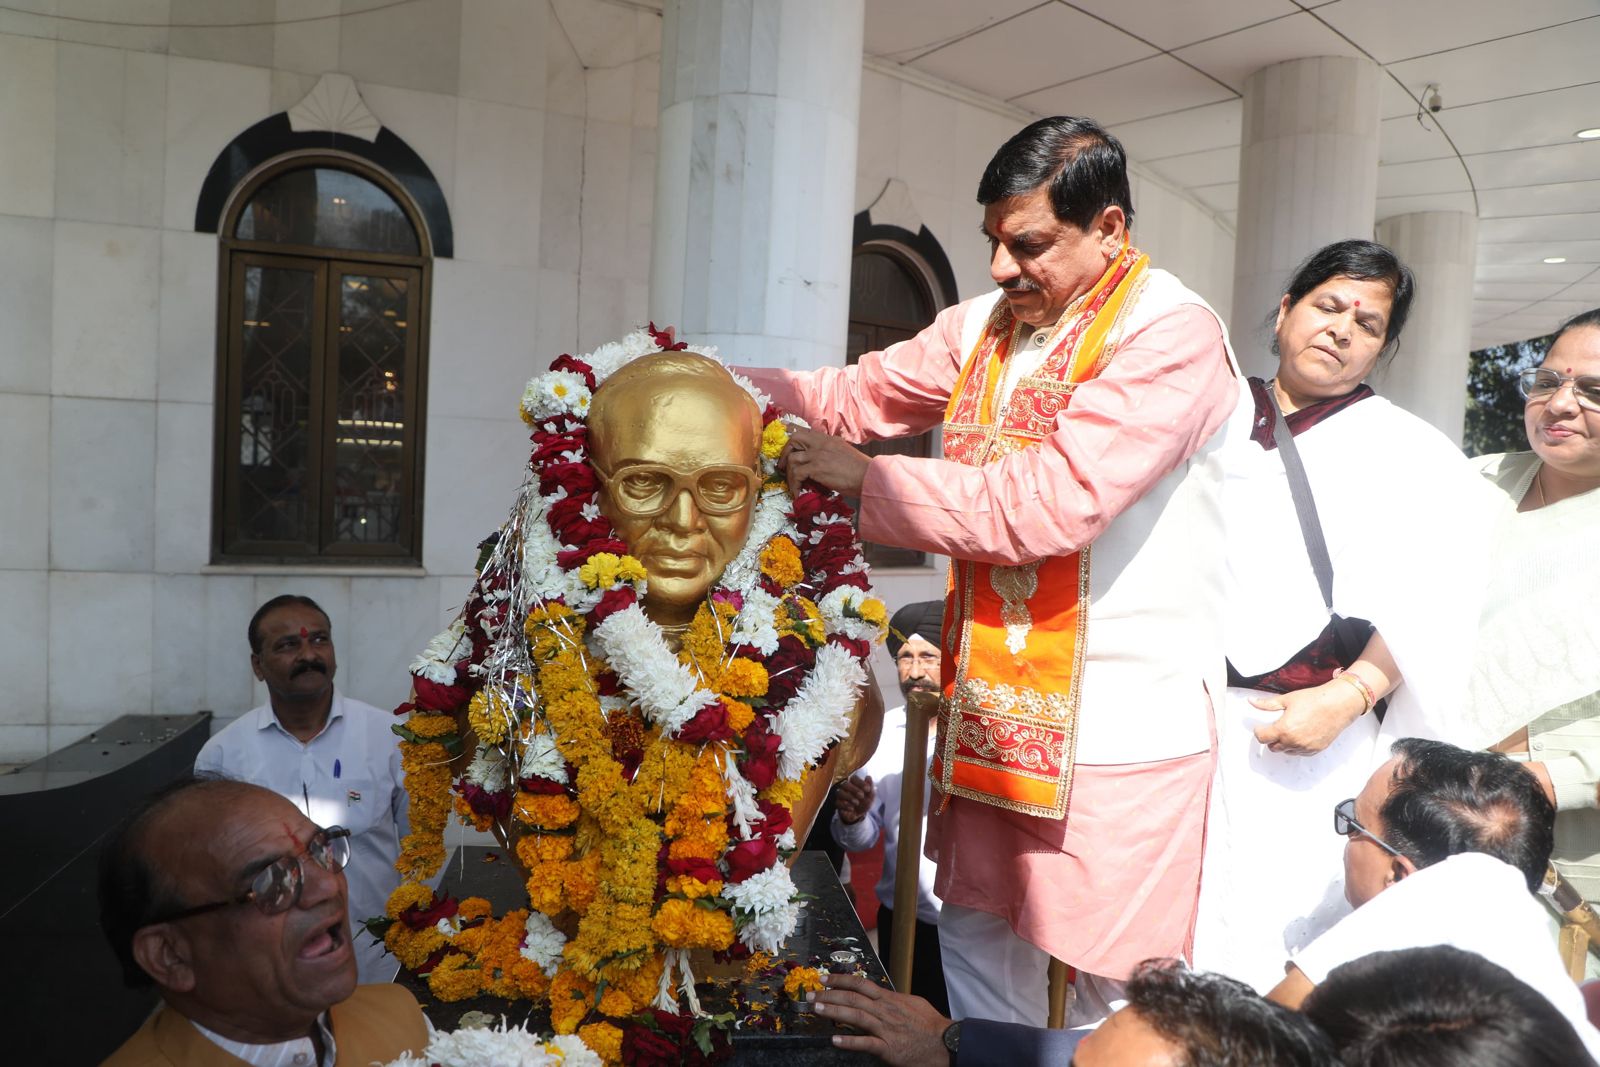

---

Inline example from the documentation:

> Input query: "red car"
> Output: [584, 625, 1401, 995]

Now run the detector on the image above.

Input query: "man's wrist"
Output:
[941, 1019, 961, 1064]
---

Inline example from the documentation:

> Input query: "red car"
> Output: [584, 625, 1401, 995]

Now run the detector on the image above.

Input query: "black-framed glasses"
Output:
[1518, 368, 1600, 412]
[593, 462, 761, 519]
[146, 826, 352, 925]
[1333, 799, 1404, 859]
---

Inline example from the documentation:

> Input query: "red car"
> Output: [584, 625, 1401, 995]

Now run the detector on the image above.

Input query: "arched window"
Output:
[213, 155, 431, 562]
[846, 243, 941, 569]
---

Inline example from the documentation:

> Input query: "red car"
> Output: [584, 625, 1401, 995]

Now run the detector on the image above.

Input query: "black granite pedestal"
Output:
[398, 848, 884, 1064]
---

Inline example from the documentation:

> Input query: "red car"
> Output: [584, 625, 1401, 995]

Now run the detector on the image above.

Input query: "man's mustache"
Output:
[1000, 278, 1040, 293]
[291, 660, 328, 678]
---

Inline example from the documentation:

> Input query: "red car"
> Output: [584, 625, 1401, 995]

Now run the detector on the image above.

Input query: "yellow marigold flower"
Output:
[453, 793, 495, 833]
[579, 1022, 624, 1065]
[720, 658, 769, 699]
[406, 712, 458, 738]
[386, 882, 436, 919]
[578, 552, 623, 590]
[667, 874, 724, 900]
[764, 777, 804, 811]
[525, 863, 568, 916]
[784, 966, 825, 998]
[385, 923, 446, 971]
[653, 897, 736, 950]
[856, 597, 888, 629]
[526, 603, 586, 662]
[567, 853, 603, 912]
[427, 953, 483, 1002]
[453, 924, 488, 955]
[759, 536, 805, 588]
[511, 956, 552, 1000]
[467, 688, 512, 745]
[549, 968, 596, 1034]
[724, 698, 755, 734]
[515, 792, 581, 829]
[457, 896, 494, 923]
[744, 952, 777, 978]
[761, 419, 789, 461]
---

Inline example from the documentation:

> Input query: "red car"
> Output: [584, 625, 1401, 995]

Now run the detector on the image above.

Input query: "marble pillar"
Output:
[650, 0, 864, 371]
[1373, 211, 1478, 443]
[1231, 56, 1381, 376]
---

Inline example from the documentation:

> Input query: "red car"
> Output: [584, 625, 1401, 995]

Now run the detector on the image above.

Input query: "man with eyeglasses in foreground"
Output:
[98, 776, 428, 1066]
[1266, 738, 1600, 1060]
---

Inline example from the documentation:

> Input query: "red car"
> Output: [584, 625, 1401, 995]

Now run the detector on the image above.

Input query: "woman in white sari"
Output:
[1193, 241, 1501, 991]
[1473, 310, 1600, 907]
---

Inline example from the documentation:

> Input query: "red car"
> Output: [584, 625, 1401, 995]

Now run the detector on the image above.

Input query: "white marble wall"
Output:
[0, 0, 662, 761]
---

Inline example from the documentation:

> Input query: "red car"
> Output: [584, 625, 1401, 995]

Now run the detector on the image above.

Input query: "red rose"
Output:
[827, 634, 872, 661]
[621, 1025, 681, 1066]
[666, 854, 722, 883]
[549, 353, 596, 388]
[530, 427, 589, 465]
[412, 674, 470, 713]
[676, 699, 734, 744]
[588, 585, 637, 625]
[739, 722, 781, 790]
[519, 775, 569, 795]
[725, 838, 778, 883]
[456, 779, 513, 819]
[647, 322, 689, 351]
[751, 799, 793, 840]
[399, 891, 458, 930]
[763, 636, 815, 706]
[556, 538, 628, 569]
[538, 460, 598, 500]
[788, 490, 828, 530]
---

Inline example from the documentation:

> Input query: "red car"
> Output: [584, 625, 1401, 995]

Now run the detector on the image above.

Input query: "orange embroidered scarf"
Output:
[933, 244, 1149, 819]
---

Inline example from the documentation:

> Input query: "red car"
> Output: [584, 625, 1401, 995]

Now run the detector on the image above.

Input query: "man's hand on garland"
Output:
[780, 427, 871, 497]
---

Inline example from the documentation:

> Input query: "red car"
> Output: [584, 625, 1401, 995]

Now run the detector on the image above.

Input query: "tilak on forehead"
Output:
[300, 627, 309, 639]
[1353, 299, 1361, 307]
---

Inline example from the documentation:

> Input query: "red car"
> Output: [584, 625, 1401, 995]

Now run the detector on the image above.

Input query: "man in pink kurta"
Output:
[745, 117, 1244, 1034]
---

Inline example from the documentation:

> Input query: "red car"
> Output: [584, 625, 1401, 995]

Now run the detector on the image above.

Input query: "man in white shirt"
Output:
[1267, 738, 1600, 1060]
[833, 600, 947, 1012]
[195, 595, 407, 983]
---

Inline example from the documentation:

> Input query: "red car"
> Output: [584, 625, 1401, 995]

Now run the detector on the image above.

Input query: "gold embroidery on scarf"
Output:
[990, 560, 1042, 654]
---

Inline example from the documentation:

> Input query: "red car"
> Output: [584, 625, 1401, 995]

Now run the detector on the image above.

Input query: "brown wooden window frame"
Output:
[212, 151, 432, 564]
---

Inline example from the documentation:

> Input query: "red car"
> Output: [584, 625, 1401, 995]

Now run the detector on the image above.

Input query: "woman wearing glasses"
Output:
[1192, 240, 1501, 992]
[1474, 309, 1600, 913]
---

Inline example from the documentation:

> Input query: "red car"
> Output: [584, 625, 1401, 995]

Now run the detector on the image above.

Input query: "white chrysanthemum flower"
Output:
[518, 730, 567, 784]
[464, 743, 510, 792]
[774, 643, 865, 780]
[435, 915, 462, 938]
[721, 757, 762, 841]
[548, 1034, 601, 1067]
[520, 911, 567, 976]
[376, 1018, 583, 1067]
[776, 828, 797, 851]
[724, 862, 797, 915]
[728, 588, 782, 656]
[593, 606, 705, 731]
[410, 619, 469, 683]
[520, 370, 591, 421]
[738, 900, 801, 953]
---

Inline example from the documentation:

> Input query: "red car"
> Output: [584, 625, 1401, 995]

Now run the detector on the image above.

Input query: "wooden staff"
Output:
[1046, 959, 1071, 1028]
[889, 687, 940, 994]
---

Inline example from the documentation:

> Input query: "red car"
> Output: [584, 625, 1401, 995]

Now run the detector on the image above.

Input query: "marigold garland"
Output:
[384, 326, 888, 1063]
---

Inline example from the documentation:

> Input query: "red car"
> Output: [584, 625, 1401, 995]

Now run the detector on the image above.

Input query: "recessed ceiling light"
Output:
[1577, 128, 1600, 139]
[1544, 256, 1569, 264]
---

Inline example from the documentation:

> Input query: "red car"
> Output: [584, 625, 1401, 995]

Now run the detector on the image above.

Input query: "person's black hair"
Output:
[1550, 307, 1600, 348]
[1273, 239, 1416, 358]
[1381, 738, 1555, 893]
[975, 116, 1134, 230]
[97, 774, 248, 988]
[247, 594, 329, 654]
[1303, 946, 1597, 1067]
[1126, 960, 1339, 1067]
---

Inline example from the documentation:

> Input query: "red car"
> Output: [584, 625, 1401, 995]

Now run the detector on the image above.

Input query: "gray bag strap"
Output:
[1265, 384, 1336, 616]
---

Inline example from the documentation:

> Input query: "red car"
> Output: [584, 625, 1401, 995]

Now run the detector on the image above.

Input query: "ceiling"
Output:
[863, 0, 1600, 349]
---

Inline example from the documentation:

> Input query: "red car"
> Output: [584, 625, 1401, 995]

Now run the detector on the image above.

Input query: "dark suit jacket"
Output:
[102, 984, 429, 1066]
[958, 1017, 1081, 1065]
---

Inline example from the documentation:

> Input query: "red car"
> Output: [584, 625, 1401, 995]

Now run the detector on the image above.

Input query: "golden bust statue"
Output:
[587, 353, 763, 631]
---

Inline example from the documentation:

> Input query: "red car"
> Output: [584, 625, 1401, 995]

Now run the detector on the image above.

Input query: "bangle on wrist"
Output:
[1334, 669, 1376, 715]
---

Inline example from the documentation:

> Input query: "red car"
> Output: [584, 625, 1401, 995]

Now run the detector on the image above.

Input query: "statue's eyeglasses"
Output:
[1518, 368, 1600, 412]
[593, 462, 761, 519]
[144, 826, 352, 925]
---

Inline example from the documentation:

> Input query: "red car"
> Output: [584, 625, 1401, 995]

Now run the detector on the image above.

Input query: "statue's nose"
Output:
[661, 487, 707, 532]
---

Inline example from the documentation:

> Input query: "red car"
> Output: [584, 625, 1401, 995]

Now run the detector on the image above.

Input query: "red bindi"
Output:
[299, 627, 309, 639]
[1353, 299, 1361, 307]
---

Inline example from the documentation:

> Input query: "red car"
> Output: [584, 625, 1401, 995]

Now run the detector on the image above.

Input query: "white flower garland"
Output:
[377, 1020, 598, 1067]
